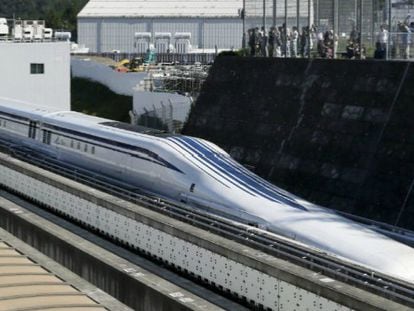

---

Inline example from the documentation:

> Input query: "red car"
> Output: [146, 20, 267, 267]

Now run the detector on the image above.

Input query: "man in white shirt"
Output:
[375, 24, 388, 59]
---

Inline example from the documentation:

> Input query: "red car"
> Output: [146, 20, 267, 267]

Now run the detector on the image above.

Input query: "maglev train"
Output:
[0, 98, 413, 283]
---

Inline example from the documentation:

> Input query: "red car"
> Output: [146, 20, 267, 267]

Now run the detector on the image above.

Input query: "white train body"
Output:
[0, 98, 413, 283]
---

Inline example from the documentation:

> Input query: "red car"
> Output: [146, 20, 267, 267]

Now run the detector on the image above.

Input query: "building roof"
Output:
[78, 0, 243, 18]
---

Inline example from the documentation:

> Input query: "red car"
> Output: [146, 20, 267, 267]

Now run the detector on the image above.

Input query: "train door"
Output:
[28, 121, 36, 139]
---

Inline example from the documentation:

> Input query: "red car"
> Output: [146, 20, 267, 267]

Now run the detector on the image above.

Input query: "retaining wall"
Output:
[184, 57, 414, 229]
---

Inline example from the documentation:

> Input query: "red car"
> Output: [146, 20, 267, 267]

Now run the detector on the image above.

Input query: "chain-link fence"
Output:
[134, 102, 191, 133]
[244, 0, 414, 60]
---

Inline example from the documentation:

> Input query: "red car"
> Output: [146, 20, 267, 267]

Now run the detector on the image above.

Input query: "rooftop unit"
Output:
[54, 31, 72, 41]
[174, 32, 192, 53]
[155, 32, 172, 53]
[135, 32, 152, 53]
[0, 18, 8, 37]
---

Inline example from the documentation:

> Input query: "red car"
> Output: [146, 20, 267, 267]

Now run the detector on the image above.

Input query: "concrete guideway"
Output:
[0, 227, 130, 311]
[0, 196, 231, 311]
[0, 152, 411, 311]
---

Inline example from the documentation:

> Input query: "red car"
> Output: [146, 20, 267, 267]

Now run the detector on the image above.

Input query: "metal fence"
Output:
[87, 52, 217, 65]
[132, 101, 191, 133]
[244, 0, 414, 60]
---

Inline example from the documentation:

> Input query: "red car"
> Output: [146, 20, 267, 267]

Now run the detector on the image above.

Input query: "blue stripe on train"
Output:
[172, 136, 281, 203]
[169, 137, 258, 197]
[172, 136, 307, 211]
[195, 138, 306, 207]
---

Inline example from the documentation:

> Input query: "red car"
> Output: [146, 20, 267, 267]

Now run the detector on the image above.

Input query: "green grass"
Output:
[71, 77, 132, 123]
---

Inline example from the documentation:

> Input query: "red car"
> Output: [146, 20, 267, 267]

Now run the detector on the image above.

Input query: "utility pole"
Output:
[242, 0, 246, 48]
[308, 0, 311, 58]
[387, 0, 392, 60]
[285, 0, 288, 57]
[297, 0, 300, 33]
[358, 0, 363, 56]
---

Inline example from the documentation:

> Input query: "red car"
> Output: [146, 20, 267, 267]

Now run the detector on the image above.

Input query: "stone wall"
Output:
[183, 56, 414, 230]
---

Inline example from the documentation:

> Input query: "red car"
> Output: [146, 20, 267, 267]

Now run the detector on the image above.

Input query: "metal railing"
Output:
[88, 52, 217, 65]
[243, 0, 414, 61]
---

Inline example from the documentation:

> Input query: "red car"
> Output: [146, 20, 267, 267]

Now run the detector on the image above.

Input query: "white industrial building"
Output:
[0, 41, 70, 110]
[78, 0, 315, 54]
[77, 0, 245, 53]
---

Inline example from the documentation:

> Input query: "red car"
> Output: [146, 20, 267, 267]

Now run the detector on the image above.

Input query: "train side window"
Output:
[28, 121, 36, 139]
[190, 183, 195, 193]
[84, 144, 88, 152]
[42, 130, 51, 144]
[42, 131, 47, 144]
[91, 146, 95, 154]
[77, 142, 81, 150]
[70, 140, 74, 148]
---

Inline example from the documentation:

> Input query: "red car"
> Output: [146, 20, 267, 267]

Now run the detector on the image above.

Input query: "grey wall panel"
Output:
[78, 19, 98, 52]
[203, 20, 243, 49]
[101, 19, 147, 53]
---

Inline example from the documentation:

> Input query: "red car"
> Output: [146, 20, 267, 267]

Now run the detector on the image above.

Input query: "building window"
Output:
[30, 63, 44, 74]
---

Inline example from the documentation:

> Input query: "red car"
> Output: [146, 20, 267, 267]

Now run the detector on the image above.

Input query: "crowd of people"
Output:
[246, 20, 414, 60]
[247, 24, 353, 59]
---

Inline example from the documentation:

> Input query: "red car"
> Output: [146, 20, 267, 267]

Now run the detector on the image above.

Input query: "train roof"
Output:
[41, 111, 177, 143]
[0, 97, 62, 120]
[0, 98, 174, 141]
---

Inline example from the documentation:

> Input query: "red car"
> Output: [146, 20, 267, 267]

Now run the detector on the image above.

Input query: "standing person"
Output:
[281, 23, 291, 57]
[300, 26, 307, 57]
[323, 30, 334, 58]
[268, 27, 275, 57]
[302, 25, 315, 58]
[291, 26, 299, 58]
[274, 27, 282, 57]
[317, 30, 324, 57]
[331, 30, 339, 59]
[260, 26, 268, 57]
[248, 28, 255, 56]
[375, 24, 388, 59]
[398, 20, 411, 59]
[254, 27, 260, 56]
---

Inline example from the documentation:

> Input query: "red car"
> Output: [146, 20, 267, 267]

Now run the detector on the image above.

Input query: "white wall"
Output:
[0, 42, 70, 110]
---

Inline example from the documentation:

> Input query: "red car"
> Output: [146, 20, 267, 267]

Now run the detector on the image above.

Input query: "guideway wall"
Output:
[0, 152, 409, 311]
